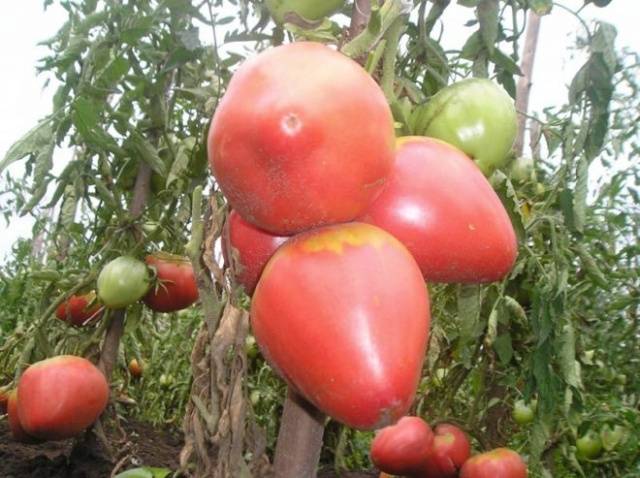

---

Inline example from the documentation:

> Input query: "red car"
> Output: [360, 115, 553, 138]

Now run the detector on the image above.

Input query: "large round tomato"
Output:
[360, 137, 517, 283]
[209, 42, 395, 235]
[143, 253, 199, 312]
[222, 210, 289, 294]
[17, 355, 109, 441]
[251, 222, 429, 429]
[370, 416, 434, 476]
[422, 423, 471, 477]
[576, 431, 603, 460]
[412, 78, 517, 175]
[55, 291, 102, 326]
[97, 256, 151, 309]
[266, 0, 345, 24]
[460, 448, 527, 478]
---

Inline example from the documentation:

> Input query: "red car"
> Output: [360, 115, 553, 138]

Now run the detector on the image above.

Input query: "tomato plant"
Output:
[222, 210, 289, 294]
[208, 41, 395, 235]
[370, 416, 434, 476]
[251, 222, 429, 429]
[97, 256, 151, 309]
[143, 253, 199, 313]
[17, 355, 110, 440]
[361, 137, 517, 283]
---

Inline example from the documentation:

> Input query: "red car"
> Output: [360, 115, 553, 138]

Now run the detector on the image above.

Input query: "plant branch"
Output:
[514, 10, 542, 156]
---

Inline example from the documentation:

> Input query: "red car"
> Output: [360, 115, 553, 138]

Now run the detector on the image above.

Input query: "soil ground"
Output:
[0, 419, 377, 477]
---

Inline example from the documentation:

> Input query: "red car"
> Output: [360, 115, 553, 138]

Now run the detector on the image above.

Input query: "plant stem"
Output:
[514, 10, 542, 156]
[273, 388, 326, 478]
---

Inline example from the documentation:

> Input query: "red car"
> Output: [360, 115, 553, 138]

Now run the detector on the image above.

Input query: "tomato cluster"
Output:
[210, 38, 522, 468]
[371, 416, 527, 477]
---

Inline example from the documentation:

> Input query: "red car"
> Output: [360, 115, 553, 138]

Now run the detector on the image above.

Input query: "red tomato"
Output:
[422, 423, 471, 477]
[360, 137, 517, 283]
[17, 355, 109, 441]
[7, 390, 42, 443]
[143, 253, 199, 312]
[460, 448, 527, 478]
[208, 42, 395, 235]
[55, 292, 102, 326]
[222, 210, 289, 294]
[251, 222, 429, 429]
[371, 416, 434, 476]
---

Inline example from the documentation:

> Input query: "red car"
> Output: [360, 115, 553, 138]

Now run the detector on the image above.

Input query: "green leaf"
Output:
[458, 0, 480, 6]
[455, 284, 483, 368]
[167, 138, 195, 187]
[1, 120, 54, 174]
[492, 49, 522, 76]
[573, 157, 589, 233]
[126, 132, 167, 177]
[528, 0, 553, 15]
[477, 0, 498, 55]
[494, 334, 513, 364]
[558, 322, 581, 388]
[461, 31, 482, 60]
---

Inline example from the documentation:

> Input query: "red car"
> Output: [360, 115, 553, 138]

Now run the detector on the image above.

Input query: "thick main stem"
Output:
[514, 10, 542, 156]
[274, 389, 326, 478]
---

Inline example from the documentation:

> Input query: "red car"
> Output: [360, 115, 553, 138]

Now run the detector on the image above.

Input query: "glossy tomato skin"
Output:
[360, 137, 517, 283]
[17, 355, 109, 441]
[421, 423, 471, 477]
[251, 223, 430, 430]
[97, 256, 151, 309]
[7, 390, 42, 443]
[143, 253, 199, 312]
[222, 210, 289, 294]
[55, 292, 102, 326]
[371, 416, 434, 476]
[460, 448, 527, 478]
[209, 42, 395, 235]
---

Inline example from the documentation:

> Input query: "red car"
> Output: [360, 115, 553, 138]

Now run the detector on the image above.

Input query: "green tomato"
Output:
[512, 399, 536, 425]
[266, 0, 345, 24]
[576, 431, 603, 460]
[97, 256, 151, 309]
[245, 334, 259, 360]
[250, 390, 261, 406]
[509, 156, 534, 183]
[601, 425, 626, 451]
[159, 374, 174, 388]
[412, 78, 517, 176]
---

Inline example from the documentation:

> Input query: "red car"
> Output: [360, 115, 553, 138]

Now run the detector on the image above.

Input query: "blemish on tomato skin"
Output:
[281, 113, 302, 135]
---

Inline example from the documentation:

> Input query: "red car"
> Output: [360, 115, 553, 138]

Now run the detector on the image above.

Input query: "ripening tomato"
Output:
[421, 423, 471, 477]
[460, 448, 527, 478]
[18, 355, 109, 441]
[370, 416, 434, 476]
[209, 42, 395, 235]
[55, 291, 102, 326]
[7, 390, 41, 443]
[128, 358, 144, 379]
[360, 137, 517, 283]
[143, 253, 199, 312]
[251, 223, 429, 429]
[222, 210, 289, 294]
